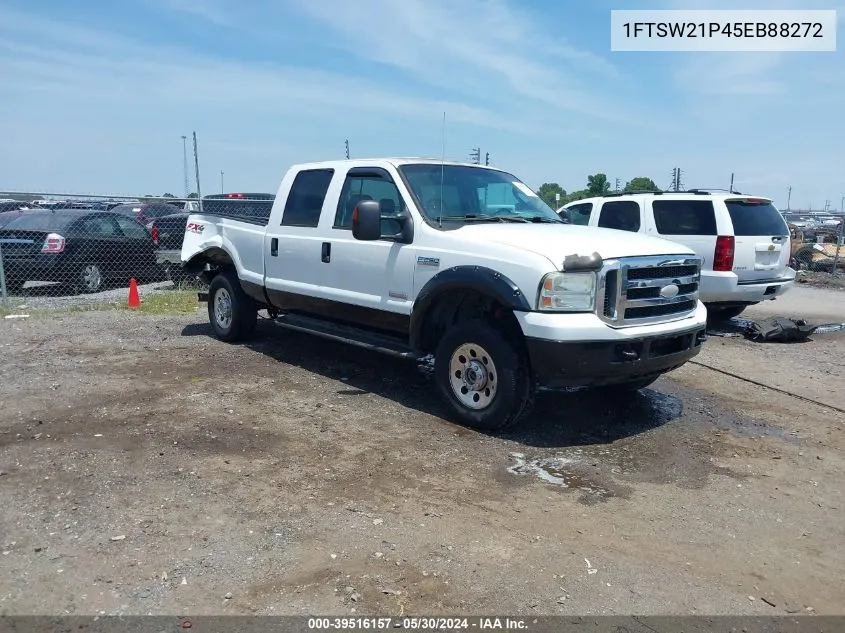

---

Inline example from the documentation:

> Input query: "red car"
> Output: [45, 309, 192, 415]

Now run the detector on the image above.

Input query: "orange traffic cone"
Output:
[128, 277, 141, 309]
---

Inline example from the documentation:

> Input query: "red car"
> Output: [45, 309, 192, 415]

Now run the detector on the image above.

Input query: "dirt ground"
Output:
[1, 287, 843, 617]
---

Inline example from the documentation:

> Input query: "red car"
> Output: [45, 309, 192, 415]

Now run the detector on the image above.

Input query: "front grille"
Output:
[598, 255, 701, 327]
[627, 265, 698, 280]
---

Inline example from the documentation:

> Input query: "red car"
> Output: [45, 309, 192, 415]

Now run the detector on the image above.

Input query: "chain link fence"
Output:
[0, 192, 274, 310]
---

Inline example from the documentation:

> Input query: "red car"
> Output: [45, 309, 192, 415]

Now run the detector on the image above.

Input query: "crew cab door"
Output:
[321, 167, 416, 334]
[262, 166, 415, 334]
[262, 167, 338, 310]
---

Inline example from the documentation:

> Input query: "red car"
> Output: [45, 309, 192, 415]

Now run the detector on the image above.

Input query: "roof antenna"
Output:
[439, 111, 446, 228]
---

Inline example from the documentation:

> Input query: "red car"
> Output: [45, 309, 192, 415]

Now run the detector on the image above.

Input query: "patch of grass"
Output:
[1, 290, 202, 318]
[127, 290, 202, 314]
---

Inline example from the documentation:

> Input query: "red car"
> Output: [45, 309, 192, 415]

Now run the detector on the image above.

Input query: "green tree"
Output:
[587, 173, 611, 196]
[161, 192, 176, 198]
[187, 192, 199, 199]
[537, 182, 566, 208]
[563, 189, 591, 204]
[623, 177, 659, 192]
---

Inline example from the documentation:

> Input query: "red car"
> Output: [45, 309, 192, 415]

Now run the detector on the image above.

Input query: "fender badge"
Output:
[417, 256, 440, 268]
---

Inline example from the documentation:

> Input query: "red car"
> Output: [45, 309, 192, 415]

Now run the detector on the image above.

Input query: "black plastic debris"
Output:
[743, 316, 817, 342]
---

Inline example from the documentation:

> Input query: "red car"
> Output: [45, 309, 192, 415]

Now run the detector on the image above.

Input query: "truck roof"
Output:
[290, 157, 510, 173]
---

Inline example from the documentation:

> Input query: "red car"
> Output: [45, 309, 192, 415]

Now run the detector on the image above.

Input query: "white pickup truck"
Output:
[181, 158, 708, 431]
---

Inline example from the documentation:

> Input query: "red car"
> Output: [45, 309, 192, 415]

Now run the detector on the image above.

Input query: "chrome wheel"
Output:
[213, 287, 233, 330]
[449, 343, 497, 410]
[82, 264, 102, 293]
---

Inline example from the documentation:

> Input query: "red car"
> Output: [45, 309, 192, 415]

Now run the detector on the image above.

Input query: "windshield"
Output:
[398, 164, 563, 224]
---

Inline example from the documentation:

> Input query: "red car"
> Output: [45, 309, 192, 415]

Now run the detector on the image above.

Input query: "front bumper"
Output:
[525, 324, 707, 390]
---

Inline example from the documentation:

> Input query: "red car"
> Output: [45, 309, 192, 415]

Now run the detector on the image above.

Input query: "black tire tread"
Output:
[433, 319, 534, 432]
[207, 270, 257, 342]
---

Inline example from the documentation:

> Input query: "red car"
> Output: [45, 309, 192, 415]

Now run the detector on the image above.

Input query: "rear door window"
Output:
[597, 201, 641, 232]
[725, 200, 789, 236]
[281, 169, 335, 227]
[652, 200, 717, 235]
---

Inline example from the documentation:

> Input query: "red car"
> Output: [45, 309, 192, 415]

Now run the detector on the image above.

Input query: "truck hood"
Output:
[455, 223, 695, 264]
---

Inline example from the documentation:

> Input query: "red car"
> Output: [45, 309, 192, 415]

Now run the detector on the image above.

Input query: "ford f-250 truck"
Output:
[180, 158, 708, 431]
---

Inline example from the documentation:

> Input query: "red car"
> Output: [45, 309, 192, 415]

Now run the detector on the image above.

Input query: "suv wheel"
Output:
[706, 305, 747, 321]
[434, 320, 534, 432]
[207, 271, 257, 342]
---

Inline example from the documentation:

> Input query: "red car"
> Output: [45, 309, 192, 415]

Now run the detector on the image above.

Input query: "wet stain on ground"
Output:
[505, 452, 633, 504]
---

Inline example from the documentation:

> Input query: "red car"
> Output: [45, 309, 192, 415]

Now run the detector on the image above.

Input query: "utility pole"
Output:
[730, 173, 734, 194]
[192, 131, 202, 211]
[787, 186, 792, 211]
[485, 152, 490, 166]
[181, 135, 189, 198]
[220, 170, 224, 194]
[670, 167, 683, 192]
[832, 210, 844, 274]
[469, 147, 481, 164]
[345, 139, 350, 159]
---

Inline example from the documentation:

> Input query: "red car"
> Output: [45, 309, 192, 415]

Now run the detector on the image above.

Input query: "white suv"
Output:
[559, 191, 795, 320]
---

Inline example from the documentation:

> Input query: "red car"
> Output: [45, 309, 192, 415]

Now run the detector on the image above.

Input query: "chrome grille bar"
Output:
[598, 255, 701, 327]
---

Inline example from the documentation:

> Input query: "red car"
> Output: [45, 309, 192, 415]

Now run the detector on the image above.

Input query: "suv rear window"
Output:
[652, 200, 717, 235]
[725, 200, 788, 236]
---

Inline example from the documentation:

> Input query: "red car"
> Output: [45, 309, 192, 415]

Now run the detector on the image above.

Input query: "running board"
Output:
[272, 313, 418, 360]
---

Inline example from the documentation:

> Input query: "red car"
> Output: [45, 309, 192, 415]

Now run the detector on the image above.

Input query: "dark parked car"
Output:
[0, 209, 163, 294]
[110, 202, 183, 229]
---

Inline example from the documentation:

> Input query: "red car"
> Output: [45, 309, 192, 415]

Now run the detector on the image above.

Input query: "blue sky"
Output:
[0, 0, 843, 210]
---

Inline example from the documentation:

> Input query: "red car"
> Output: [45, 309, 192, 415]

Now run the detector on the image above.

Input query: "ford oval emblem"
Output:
[660, 284, 680, 299]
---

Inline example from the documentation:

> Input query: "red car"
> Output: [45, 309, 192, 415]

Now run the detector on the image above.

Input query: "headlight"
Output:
[537, 272, 596, 312]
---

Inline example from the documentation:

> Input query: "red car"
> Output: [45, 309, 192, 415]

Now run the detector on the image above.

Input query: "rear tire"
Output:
[706, 305, 747, 321]
[207, 270, 257, 342]
[433, 319, 534, 432]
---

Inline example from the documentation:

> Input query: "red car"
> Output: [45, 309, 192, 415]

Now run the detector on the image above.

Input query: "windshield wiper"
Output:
[437, 214, 530, 223]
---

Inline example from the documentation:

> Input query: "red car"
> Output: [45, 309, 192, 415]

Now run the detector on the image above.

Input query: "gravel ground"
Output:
[0, 290, 843, 617]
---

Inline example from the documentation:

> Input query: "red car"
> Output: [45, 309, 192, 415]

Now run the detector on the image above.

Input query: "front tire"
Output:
[207, 271, 257, 342]
[433, 320, 534, 432]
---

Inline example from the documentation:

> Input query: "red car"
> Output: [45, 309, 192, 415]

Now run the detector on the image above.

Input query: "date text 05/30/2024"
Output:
[307, 617, 528, 630]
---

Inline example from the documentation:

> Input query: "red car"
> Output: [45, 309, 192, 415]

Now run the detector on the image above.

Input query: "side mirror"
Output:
[351, 200, 382, 241]
[352, 199, 415, 243]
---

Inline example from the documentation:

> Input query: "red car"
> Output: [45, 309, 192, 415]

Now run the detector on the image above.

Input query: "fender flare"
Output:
[409, 265, 531, 350]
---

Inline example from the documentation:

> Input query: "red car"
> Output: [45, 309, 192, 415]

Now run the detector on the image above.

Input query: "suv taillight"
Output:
[713, 235, 734, 271]
[151, 224, 159, 245]
[41, 233, 65, 253]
